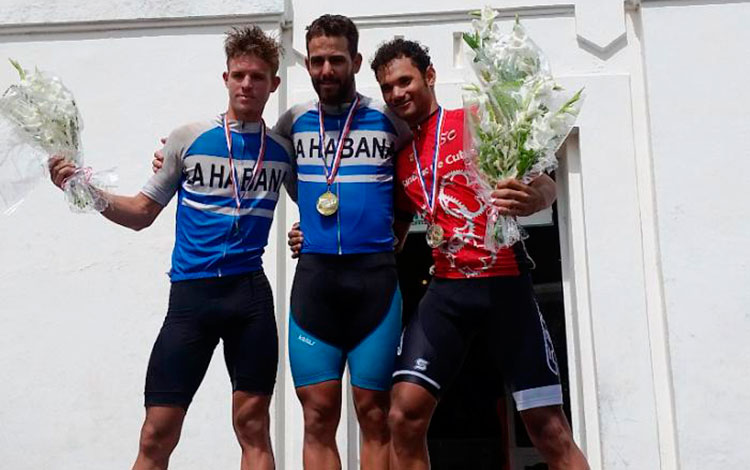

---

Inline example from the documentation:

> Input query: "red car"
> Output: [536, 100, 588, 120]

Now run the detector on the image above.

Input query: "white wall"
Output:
[0, 0, 283, 24]
[641, 2, 750, 468]
[0, 11, 288, 470]
[1, 0, 749, 469]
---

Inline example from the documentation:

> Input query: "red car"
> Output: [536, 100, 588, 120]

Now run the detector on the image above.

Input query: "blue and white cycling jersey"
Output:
[142, 116, 294, 281]
[274, 94, 410, 255]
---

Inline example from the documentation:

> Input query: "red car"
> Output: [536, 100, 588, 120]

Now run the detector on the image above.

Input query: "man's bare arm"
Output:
[99, 192, 164, 231]
[49, 156, 164, 231]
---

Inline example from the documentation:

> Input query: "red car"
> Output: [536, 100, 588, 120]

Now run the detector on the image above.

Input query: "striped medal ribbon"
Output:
[223, 115, 267, 229]
[316, 95, 360, 216]
[411, 106, 446, 248]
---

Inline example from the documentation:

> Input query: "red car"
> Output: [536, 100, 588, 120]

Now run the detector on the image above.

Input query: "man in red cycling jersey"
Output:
[372, 39, 590, 470]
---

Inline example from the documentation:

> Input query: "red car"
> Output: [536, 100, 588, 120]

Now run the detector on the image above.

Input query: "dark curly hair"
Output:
[370, 38, 432, 76]
[224, 26, 282, 75]
[305, 14, 359, 57]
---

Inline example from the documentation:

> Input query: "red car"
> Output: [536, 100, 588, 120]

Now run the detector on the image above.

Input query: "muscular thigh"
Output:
[145, 279, 221, 409]
[392, 278, 488, 398]
[220, 271, 279, 396]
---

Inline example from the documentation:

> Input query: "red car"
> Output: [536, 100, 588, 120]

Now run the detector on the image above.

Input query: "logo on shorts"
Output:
[396, 332, 404, 356]
[414, 358, 429, 371]
[298, 335, 316, 346]
[535, 302, 559, 376]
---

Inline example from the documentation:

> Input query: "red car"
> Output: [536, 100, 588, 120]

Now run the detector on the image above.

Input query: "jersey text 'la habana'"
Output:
[275, 94, 410, 255]
[142, 116, 294, 281]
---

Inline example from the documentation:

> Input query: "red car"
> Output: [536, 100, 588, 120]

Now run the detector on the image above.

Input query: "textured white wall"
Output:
[288, 2, 662, 470]
[641, 2, 750, 468]
[0, 0, 283, 24]
[2, 0, 750, 469]
[0, 21, 287, 470]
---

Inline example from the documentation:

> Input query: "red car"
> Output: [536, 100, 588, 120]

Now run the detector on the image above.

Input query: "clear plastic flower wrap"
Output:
[0, 59, 115, 214]
[462, 8, 584, 251]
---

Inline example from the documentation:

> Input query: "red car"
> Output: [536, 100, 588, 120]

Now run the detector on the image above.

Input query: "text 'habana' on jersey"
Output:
[295, 136, 396, 160]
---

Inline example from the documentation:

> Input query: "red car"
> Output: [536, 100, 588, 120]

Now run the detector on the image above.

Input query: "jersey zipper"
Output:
[219, 130, 244, 277]
[336, 116, 343, 255]
[336, 182, 342, 254]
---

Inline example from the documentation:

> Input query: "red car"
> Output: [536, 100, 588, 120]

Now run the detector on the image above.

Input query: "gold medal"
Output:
[426, 224, 445, 248]
[315, 96, 359, 217]
[317, 190, 339, 216]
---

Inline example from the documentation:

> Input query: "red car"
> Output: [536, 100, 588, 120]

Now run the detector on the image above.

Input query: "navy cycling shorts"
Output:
[393, 274, 563, 411]
[144, 271, 278, 409]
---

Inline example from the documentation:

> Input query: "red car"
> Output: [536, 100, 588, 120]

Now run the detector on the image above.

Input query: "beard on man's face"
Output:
[312, 75, 355, 105]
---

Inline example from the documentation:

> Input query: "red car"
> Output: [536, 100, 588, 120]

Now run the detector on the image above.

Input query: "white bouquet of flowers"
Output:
[462, 8, 583, 250]
[0, 59, 115, 214]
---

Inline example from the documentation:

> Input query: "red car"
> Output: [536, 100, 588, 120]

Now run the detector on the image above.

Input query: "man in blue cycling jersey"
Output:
[274, 15, 410, 469]
[153, 15, 409, 469]
[50, 26, 292, 470]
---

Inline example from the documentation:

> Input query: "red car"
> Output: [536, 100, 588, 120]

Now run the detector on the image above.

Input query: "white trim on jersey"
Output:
[512, 384, 563, 411]
[181, 184, 282, 200]
[181, 199, 275, 218]
[180, 157, 288, 199]
[298, 174, 393, 184]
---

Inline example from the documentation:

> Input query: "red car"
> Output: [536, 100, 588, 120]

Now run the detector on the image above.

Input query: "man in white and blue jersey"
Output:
[49, 27, 291, 470]
[151, 15, 408, 468]
[274, 15, 410, 470]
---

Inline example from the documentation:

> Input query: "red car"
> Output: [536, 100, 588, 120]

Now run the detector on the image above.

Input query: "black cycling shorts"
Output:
[393, 275, 563, 411]
[288, 253, 402, 390]
[144, 270, 278, 409]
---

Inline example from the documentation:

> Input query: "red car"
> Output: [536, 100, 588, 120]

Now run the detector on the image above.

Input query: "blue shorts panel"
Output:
[288, 287, 402, 390]
[288, 313, 345, 387]
[349, 287, 402, 391]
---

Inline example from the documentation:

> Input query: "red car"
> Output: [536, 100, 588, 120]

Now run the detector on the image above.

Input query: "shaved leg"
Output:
[132, 406, 186, 470]
[297, 380, 343, 469]
[520, 406, 589, 470]
[388, 382, 438, 470]
[232, 391, 274, 470]
[352, 386, 390, 469]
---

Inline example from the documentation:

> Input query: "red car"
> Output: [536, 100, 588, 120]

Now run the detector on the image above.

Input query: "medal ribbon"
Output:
[412, 107, 444, 219]
[223, 115, 267, 210]
[318, 95, 360, 186]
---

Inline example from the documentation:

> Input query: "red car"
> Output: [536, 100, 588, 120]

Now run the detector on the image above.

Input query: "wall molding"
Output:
[290, 3, 575, 51]
[350, 5, 575, 28]
[0, 12, 285, 36]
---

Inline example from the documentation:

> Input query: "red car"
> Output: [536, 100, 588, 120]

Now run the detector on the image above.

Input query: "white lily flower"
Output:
[0, 60, 116, 213]
[461, 10, 584, 250]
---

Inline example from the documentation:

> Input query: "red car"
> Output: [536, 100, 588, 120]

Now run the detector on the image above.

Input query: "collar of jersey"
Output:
[318, 93, 366, 115]
[214, 115, 263, 134]
[414, 106, 442, 140]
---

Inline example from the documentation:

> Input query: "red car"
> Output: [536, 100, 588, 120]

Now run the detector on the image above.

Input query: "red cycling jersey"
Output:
[395, 107, 528, 279]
